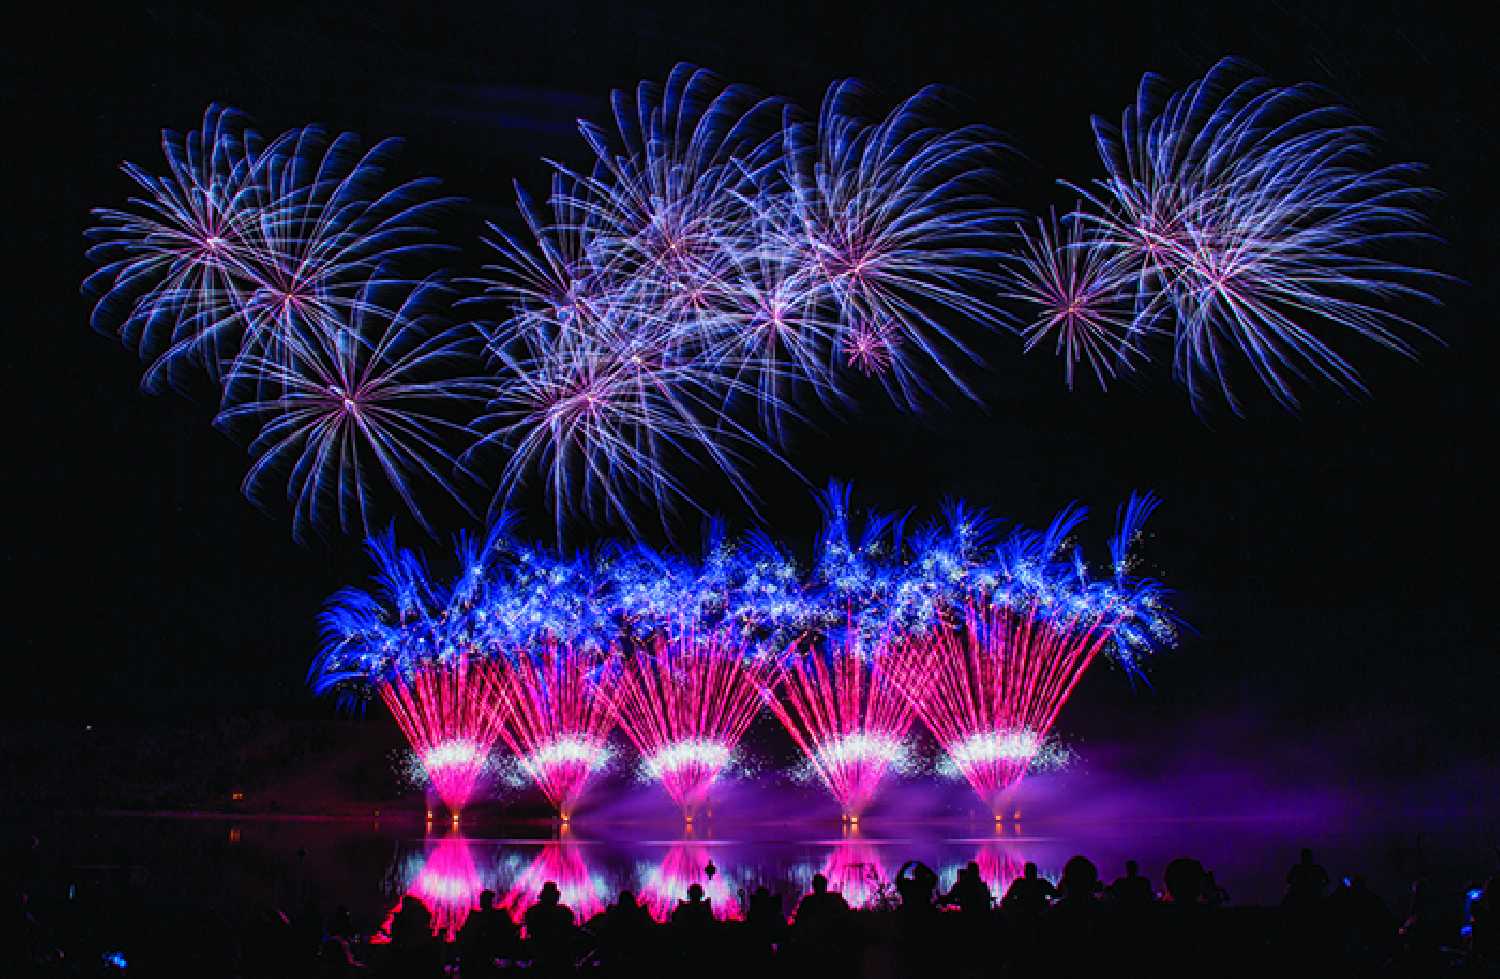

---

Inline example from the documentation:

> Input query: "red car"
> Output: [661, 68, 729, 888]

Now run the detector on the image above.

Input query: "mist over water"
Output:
[13, 714, 1494, 942]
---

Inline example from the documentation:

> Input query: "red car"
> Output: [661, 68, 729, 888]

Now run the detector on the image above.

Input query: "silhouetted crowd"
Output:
[4, 838, 1496, 977]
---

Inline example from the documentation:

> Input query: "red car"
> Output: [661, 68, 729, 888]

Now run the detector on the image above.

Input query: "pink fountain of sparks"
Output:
[765, 632, 931, 819]
[378, 655, 506, 817]
[604, 625, 777, 820]
[491, 641, 615, 821]
[889, 601, 1116, 816]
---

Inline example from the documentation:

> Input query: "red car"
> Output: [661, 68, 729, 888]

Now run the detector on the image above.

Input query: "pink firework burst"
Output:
[887, 601, 1116, 816]
[765, 632, 929, 818]
[491, 641, 615, 820]
[603, 624, 777, 819]
[378, 655, 506, 816]
[842, 318, 897, 377]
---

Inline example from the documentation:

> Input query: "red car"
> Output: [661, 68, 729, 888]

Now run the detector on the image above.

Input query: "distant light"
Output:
[230, 791, 245, 802]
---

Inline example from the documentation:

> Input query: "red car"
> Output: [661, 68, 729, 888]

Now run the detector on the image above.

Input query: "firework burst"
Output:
[1074, 57, 1440, 412]
[1005, 209, 1141, 390]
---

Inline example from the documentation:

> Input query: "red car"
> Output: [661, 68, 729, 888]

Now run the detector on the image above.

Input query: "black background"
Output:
[6, 2, 1491, 772]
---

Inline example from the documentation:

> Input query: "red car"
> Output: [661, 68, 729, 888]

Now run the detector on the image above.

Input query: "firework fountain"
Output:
[317, 527, 511, 817]
[608, 623, 780, 820]
[887, 493, 1177, 815]
[489, 639, 615, 821]
[764, 485, 931, 819]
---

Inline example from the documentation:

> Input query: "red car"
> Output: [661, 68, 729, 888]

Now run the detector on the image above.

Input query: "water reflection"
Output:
[378, 830, 1063, 939]
[498, 840, 615, 925]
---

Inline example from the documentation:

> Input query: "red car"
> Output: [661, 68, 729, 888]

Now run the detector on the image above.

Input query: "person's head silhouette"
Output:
[1126, 860, 1139, 877]
[478, 889, 495, 910]
[811, 873, 829, 894]
[1300, 848, 1315, 865]
[539, 882, 561, 906]
[1024, 862, 1039, 880]
[686, 883, 706, 903]
[617, 889, 637, 908]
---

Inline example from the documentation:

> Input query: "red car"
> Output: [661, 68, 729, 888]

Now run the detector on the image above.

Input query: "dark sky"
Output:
[8, 2, 1490, 758]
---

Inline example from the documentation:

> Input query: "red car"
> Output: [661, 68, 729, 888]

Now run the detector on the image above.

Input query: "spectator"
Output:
[1108, 860, 1155, 908]
[1002, 862, 1057, 915]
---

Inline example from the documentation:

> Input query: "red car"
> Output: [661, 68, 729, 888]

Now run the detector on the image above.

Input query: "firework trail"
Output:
[489, 640, 615, 819]
[1073, 57, 1440, 413]
[1004, 209, 1141, 390]
[886, 493, 1175, 814]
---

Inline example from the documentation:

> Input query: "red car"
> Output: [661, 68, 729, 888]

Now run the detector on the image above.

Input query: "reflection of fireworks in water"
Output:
[605, 625, 778, 818]
[491, 641, 615, 819]
[378, 656, 505, 815]
[498, 841, 612, 929]
[819, 842, 892, 909]
[766, 631, 926, 818]
[377, 835, 495, 943]
[939, 844, 1032, 902]
[638, 843, 741, 922]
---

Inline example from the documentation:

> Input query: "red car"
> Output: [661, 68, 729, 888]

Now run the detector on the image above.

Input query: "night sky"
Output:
[9, 2, 1490, 770]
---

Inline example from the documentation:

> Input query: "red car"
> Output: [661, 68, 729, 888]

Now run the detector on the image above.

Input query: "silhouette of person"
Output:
[1056, 855, 1101, 906]
[745, 885, 785, 951]
[939, 861, 993, 915]
[1163, 858, 1207, 904]
[894, 861, 939, 912]
[794, 873, 852, 933]
[597, 890, 654, 969]
[458, 889, 519, 978]
[672, 882, 715, 929]
[1285, 848, 1330, 905]
[388, 895, 439, 979]
[523, 881, 576, 974]
[1108, 859, 1155, 908]
[1002, 862, 1056, 915]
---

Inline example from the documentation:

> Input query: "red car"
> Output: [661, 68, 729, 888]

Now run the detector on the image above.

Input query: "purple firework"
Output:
[1004, 209, 1141, 391]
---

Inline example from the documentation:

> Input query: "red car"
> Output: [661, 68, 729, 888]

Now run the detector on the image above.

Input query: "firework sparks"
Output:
[604, 625, 778, 818]
[490, 640, 616, 819]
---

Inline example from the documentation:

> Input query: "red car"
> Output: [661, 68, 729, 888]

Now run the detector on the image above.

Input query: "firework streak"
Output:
[489, 641, 615, 819]
[604, 625, 779, 817]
